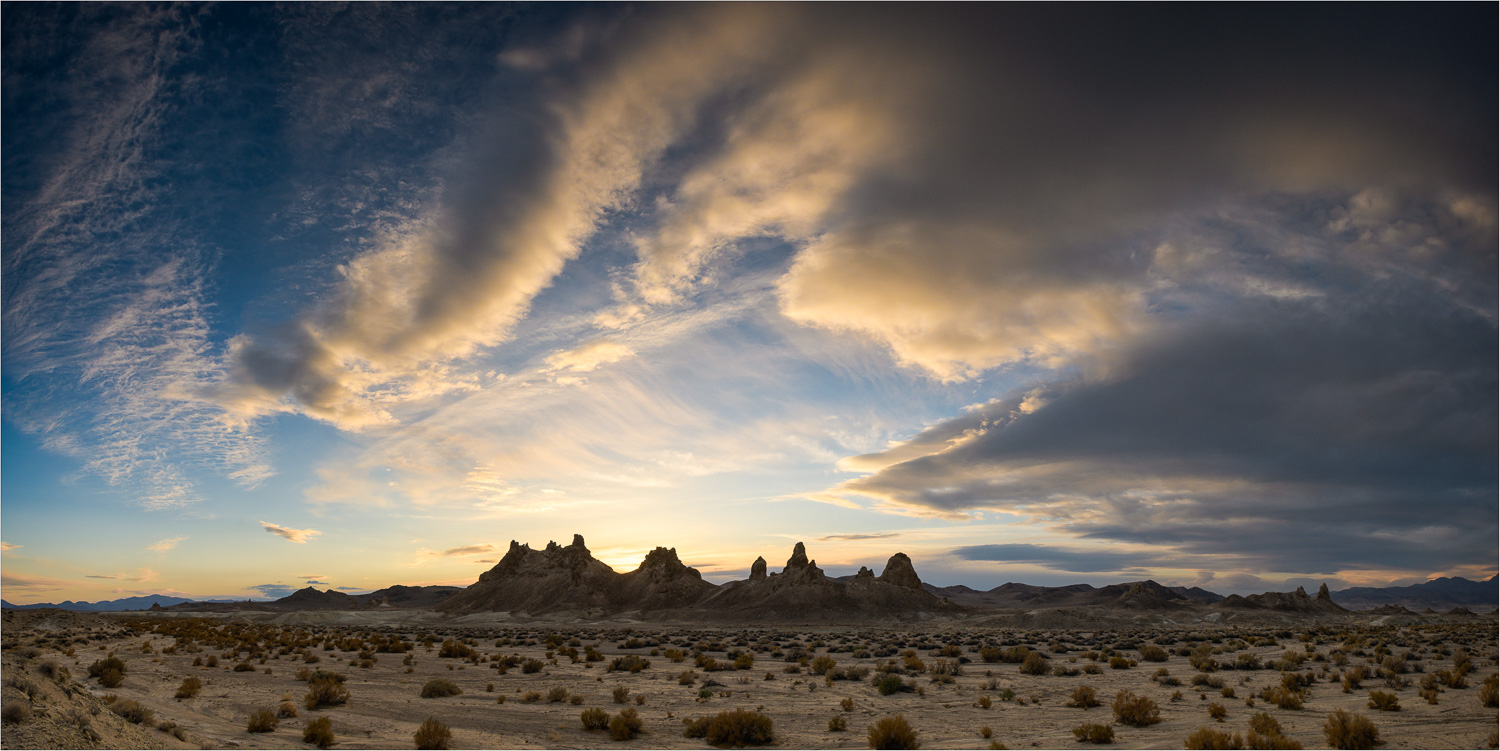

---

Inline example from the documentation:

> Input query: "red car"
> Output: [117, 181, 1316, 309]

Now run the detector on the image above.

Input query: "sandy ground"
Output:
[5, 615, 1496, 749]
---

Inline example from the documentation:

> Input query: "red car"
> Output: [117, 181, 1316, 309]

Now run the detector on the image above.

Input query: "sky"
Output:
[2, 4, 1495, 604]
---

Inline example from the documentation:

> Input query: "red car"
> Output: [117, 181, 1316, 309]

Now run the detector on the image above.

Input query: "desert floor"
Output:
[5, 614, 1497, 749]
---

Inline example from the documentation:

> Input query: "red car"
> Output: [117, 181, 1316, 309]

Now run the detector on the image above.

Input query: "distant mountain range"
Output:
[0, 594, 198, 611]
[1331, 575, 1498, 612]
[3, 558, 1493, 617]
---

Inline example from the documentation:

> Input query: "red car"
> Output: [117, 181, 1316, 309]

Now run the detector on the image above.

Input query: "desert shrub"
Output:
[547, 686, 570, 703]
[698, 708, 774, 747]
[1109, 656, 1135, 670]
[1185, 727, 1243, 749]
[1481, 673, 1498, 708]
[88, 656, 127, 680]
[841, 697, 856, 711]
[981, 725, 993, 738]
[278, 701, 298, 718]
[613, 685, 631, 703]
[866, 714, 918, 750]
[1019, 652, 1050, 676]
[978, 647, 1003, 663]
[1236, 653, 1263, 670]
[1072, 722, 1114, 744]
[1208, 702, 1228, 721]
[1139, 645, 1169, 662]
[175, 676, 201, 699]
[414, 716, 452, 750]
[581, 707, 611, 731]
[1367, 690, 1399, 711]
[679, 670, 697, 685]
[829, 715, 849, 731]
[734, 653, 755, 670]
[1322, 709, 1378, 750]
[1258, 686, 1303, 710]
[100, 667, 124, 688]
[609, 706, 643, 741]
[421, 678, 462, 698]
[247, 708, 279, 733]
[206, 655, 219, 667]
[305, 676, 351, 710]
[975, 695, 993, 709]
[1246, 712, 1302, 750]
[438, 640, 473, 659]
[304, 717, 335, 748]
[1341, 666, 1364, 692]
[609, 655, 651, 673]
[811, 655, 838, 675]
[233, 661, 255, 672]
[1111, 690, 1162, 727]
[875, 674, 907, 696]
[522, 658, 544, 674]
[2, 701, 30, 725]
[1067, 685, 1101, 709]
[110, 699, 154, 726]
[38, 659, 68, 683]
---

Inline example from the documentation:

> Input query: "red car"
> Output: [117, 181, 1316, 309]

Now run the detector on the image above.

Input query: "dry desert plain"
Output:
[1, 608, 1497, 750]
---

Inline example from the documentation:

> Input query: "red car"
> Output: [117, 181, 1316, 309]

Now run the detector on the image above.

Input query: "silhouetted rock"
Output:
[876, 553, 923, 590]
[749, 556, 767, 581]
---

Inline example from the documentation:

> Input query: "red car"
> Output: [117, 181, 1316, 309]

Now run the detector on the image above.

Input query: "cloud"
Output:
[474, 559, 497, 564]
[952, 544, 1158, 574]
[0, 573, 76, 593]
[247, 583, 297, 599]
[0, 542, 18, 552]
[147, 536, 185, 553]
[85, 569, 159, 583]
[832, 253, 1496, 575]
[439, 544, 496, 557]
[545, 340, 633, 373]
[816, 533, 900, 542]
[259, 521, 322, 544]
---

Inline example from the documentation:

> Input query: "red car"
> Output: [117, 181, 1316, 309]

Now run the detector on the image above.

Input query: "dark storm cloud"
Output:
[952, 544, 1158, 574]
[844, 279, 1497, 573]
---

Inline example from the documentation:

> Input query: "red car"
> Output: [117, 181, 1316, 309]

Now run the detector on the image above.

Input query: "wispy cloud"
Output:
[816, 533, 900, 542]
[1, 573, 76, 593]
[440, 544, 496, 557]
[147, 536, 185, 553]
[0, 542, 19, 552]
[259, 521, 322, 544]
[85, 568, 159, 583]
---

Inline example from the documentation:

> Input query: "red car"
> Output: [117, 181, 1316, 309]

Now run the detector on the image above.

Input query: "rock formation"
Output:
[876, 553, 922, 589]
[437, 535, 713, 616]
[749, 556, 767, 581]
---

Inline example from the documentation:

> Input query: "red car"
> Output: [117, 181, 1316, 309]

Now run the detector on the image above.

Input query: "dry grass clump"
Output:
[547, 686, 570, 703]
[1481, 673, 1498, 708]
[277, 701, 298, 718]
[1321, 709, 1378, 750]
[303, 717, 335, 748]
[420, 678, 462, 698]
[175, 676, 201, 699]
[682, 709, 774, 747]
[1185, 727, 1243, 749]
[1111, 690, 1162, 727]
[609, 706, 644, 741]
[438, 640, 473, 659]
[1066, 685, 1101, 709]
[2, 700, 31, 725]
[246, 708, 279, 733]
[305, 675, 350, 710]
[875, 674, 909, 696]
[1139, 645, 1169, 662]
[1246, 712, 1302, 750]
[1072, 722, 1114, 744]
[1208, 702, 1228, 721]
[613, 685, 632, 703]
[414, 716, 452, 750]
[866, 714, 918, 749]
[1367, 690, 1399, 711]
[829, 715, 848, 731]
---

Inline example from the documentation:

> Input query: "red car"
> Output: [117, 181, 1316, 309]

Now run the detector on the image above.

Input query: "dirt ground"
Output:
[3, 614, 1496, 749]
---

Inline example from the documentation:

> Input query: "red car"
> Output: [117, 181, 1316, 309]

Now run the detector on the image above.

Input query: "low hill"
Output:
[1331, 575, 1497, 612]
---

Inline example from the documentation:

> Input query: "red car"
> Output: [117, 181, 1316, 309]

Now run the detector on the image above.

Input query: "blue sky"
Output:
[3, 4, 1495, 603]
